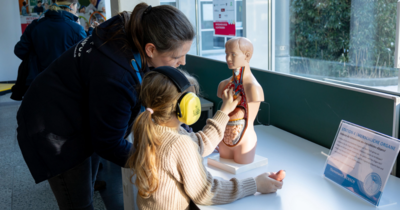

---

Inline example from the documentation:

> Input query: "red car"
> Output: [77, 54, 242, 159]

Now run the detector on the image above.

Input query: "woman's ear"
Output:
[145, 43, 156, 58]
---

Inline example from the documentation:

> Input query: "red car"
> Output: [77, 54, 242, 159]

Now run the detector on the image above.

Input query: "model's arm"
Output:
[217, 79, 230, 98]
[168, 137, 257, 205]
[245, 83, 264, 102]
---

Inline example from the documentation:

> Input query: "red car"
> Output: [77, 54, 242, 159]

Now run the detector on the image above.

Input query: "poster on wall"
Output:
[17, 0, 107, 33]
[213, 0, 236, 37]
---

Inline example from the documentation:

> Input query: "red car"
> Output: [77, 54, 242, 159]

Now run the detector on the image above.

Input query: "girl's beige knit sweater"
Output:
[137, 111, 257, 210]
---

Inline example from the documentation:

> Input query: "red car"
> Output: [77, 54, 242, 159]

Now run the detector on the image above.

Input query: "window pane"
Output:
[197, 0, 244, 61]
[176, 0, 197, 55]
[160, 2, 177, 7]
[201, 31, 225, 51]
[276, 0, 399, 92]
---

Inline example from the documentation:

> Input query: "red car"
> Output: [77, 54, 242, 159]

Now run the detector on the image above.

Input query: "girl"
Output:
[127, 67, 283, 210]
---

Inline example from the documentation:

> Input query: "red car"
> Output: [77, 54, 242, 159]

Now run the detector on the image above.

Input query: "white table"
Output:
[199, 125, 400, 210]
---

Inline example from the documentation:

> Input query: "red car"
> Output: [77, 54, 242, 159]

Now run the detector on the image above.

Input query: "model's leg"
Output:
[48, 157, 94, 210]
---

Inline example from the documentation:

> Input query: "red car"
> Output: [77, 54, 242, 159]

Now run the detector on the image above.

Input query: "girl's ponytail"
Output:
[126, 109, 160, 198]
[126, 71, 183, 198]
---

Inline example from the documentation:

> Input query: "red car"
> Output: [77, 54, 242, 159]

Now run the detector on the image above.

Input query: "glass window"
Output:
[160, 0, 177, 7]
[178, 0, 400, 93]
[199, 0, 244, 60]
[276, 0, 398, 92]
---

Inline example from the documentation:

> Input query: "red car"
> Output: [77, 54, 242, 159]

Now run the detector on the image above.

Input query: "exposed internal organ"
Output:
[223, 119, 246, 146]
[222, 66, 249, 147]
[228, 107, 245, 121]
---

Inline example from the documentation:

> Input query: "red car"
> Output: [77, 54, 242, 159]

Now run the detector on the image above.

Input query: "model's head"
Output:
[225, 37, 253, 70]
[120, 3, 195, 69]
[126, 69, 199, 198]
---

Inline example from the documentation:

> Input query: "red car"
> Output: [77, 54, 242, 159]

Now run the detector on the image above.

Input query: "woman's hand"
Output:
[255, 172, 283, 194]
[220, 88, 241, 115]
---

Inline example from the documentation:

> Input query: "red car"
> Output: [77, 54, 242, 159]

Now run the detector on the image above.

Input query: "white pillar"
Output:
[0, 0, 22, 82]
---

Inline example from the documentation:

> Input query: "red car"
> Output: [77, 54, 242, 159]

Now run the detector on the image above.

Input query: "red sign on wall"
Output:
[213, 0, 236, 37]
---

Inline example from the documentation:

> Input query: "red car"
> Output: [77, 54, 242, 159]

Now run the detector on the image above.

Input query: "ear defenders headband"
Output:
[151, 66, 201, 125]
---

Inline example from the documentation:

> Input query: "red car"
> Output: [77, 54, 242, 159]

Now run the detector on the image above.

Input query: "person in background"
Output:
[79, 5, 86, 13]
[21, 2, 29, 16]
[44, 2, 49, 10]
[33, 1, 44, 15]
[86, 0, 105, 13]
[16, 3, 195, 209]
[15, 0, 89, 85]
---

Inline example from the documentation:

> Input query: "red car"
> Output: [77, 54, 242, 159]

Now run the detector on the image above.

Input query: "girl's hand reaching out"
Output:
[220, 88, 241, 115]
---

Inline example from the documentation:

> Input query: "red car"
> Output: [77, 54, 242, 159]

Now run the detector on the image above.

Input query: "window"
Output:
[160, 0, 177, 7]
[177, 0, 400, 93]
[277, 0, 399, 93]
[198, 0, 244, 60]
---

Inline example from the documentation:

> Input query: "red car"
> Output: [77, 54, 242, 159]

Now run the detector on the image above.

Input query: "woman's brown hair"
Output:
[100, 3, 195, 72]
[125, 71, 182, 198]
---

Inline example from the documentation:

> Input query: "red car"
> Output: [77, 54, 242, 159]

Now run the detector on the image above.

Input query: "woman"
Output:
[15, 0, 85, 86]
[16, 3, 194, 210]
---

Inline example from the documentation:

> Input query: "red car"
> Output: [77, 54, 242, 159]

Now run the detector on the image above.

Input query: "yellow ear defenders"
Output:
[151, 66, 201, 125]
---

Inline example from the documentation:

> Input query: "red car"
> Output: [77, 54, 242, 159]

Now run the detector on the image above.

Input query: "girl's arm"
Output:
[168, 136, 257, 205]
[189, 111, 229, 157]
[188, 88, 240, 157]
[189, 110, 229, 157]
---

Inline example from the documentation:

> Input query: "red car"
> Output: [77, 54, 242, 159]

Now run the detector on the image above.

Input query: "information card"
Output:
[213, 0, 236, 36]
[323, 120, 400, 206]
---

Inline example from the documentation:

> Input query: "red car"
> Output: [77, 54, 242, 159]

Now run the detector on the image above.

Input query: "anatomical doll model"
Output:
[217, 37, 264, 164]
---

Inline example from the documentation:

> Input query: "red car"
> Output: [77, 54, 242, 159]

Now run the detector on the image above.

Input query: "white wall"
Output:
[0, 0, 22, 81]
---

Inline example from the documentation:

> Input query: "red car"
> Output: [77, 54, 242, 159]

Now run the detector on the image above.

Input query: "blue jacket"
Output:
[15, 10, 87, 84]
[16, 15, 145, 183]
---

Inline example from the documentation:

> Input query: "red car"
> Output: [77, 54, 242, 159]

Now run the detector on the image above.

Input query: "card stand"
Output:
[378, 195, 397, 208]
[207, 154, 268, 174]
[323, 120, 400, 207]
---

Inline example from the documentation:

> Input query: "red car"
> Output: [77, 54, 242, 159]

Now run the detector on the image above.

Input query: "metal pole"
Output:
[242, 0, 246, 37]
[195, 0, 201, 56]
[268, 0, 272, 70]
[392, 0, 400, 176]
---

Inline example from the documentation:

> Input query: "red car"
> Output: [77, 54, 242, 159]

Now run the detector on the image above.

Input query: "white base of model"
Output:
[207, 154, 268, 174]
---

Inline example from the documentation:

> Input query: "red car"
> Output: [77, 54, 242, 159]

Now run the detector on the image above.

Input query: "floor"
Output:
[0, 93, 125, 210]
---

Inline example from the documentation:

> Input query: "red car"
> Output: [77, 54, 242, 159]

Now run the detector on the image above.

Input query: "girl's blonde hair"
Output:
[126, 71, 182, 198]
